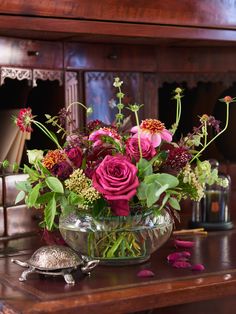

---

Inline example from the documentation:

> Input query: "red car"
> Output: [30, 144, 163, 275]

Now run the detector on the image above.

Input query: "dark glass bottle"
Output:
[190, 160, 233, 230]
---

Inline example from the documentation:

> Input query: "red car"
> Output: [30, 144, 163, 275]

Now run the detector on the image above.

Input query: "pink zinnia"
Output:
[89, 127, 121, 147]
[131, 119, 172, 148]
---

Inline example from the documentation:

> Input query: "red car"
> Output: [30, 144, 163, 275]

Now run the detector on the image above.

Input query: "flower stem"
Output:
[67, 101, 88, 112]
[172, 91, 182, 136]
[134, 110, 143, 159]
[190, 102, 230, 163]
[33, 120, 62, 149]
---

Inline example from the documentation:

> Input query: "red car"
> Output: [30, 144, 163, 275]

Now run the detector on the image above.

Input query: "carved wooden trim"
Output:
[0, 67, 32, 85]
[65, 71, 79, 132]
[158, 72, 236, 89]
[33, 69, 63, 87]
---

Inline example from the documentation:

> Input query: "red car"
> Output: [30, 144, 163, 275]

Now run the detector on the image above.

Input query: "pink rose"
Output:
[92, 155, 139, 216]
[66, 146, 83, 168]
[125, 137, 156, 162]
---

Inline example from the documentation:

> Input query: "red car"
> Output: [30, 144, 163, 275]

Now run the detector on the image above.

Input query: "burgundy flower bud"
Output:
[66, 146, 83, 168]
[51, 161, 73, 180]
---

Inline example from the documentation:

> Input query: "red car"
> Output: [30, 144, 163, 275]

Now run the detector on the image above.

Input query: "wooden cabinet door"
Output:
[84, 71, 158, 125]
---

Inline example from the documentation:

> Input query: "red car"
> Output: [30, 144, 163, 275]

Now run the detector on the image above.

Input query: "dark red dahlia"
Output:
[87, 120, 106, 133]
[51, 161, 73, 180]
[166, 147, 191, 170]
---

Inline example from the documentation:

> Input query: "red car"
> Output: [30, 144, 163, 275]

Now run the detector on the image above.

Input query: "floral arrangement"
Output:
[14, 78, 234, 260]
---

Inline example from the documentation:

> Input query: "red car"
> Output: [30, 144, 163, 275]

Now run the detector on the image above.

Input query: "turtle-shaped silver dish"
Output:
[11, 245, 99, 285]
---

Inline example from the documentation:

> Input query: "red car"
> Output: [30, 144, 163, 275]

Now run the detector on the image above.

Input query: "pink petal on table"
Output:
[172, 261, 192, 269]
[192, 264, 205, 271]
[137, 269, 155, 278]
[174, 239, 195, 248]
[167, 251, 191, 263]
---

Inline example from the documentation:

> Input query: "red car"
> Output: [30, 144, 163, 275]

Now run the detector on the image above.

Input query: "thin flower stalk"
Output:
[113, 77, 125, 127]
[190, 97, 234, 163]
[171, 88, 183, 135]
[128, 104, 143, 159]
[32, 120, 62, 149]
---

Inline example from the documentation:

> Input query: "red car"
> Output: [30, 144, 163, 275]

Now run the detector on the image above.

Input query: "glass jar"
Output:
[190, 160, 233, 230]
[59, 208, 173, 265]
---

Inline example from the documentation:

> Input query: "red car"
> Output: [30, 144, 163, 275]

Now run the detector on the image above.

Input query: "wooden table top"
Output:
[1, 227, 236, 314]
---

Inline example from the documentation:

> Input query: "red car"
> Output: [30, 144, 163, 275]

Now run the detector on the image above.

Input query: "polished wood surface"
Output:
[1, 226, 236, 313]
[1, 15, 236, 45]
[1, 1, 236, 45]
[0, 0, 236, 29]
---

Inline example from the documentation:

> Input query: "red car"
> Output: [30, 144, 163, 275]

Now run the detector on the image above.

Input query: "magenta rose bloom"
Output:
[125, 137, 156, 162]
[66, 146, 83, 168]
[92, 155, 139, 216]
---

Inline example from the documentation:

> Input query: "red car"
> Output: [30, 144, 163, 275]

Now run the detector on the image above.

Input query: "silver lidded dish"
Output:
[11, 245, 99, 285]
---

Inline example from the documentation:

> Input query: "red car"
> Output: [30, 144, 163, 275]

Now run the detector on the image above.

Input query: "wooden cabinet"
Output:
[0, 37, 63, 69]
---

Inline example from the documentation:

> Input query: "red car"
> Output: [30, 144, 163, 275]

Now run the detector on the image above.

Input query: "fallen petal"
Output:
[192, 264, 205, 271]
[137, 269, 155, 278]
[174, 239, 195, 248]
[172, 261, 192, 269]
[167, 251, 191, 263]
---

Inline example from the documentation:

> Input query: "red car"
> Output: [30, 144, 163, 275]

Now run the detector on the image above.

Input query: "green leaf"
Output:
[146, 183, 169, 208]
[136, 182, 148, 200]
[15, 181, 32, 192]
[37, 191, 55, 204]
[145, 173, 179, 188]
[15, 190, 26, 204]
[169, 197, 181, 210]
[137, 158, 153, 177]
[68, 191, 83, 205]
[160, 193, 170, 210]
[45, 177, 64, 194]
[23, 165, 39, 181]
[44, 194, 57, 230]
[27, 183, 42, 206]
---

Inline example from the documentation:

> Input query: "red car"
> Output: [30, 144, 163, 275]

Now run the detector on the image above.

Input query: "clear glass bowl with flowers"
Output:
[14, 78, 234, 265]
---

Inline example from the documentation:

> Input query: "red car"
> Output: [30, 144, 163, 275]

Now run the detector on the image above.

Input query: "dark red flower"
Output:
[66, 146, 83, 168]
[87, 120, 106, 133]
[15, 107, 33, 133]
[51, 161, 73, 180]
[166, 147, 191, 170]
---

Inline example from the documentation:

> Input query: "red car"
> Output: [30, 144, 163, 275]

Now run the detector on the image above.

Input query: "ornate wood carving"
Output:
[158, 72, 236, 89]
[0, 67, 32, 85]
[33, 69, 63, 87]
[65, 71, 79, 132]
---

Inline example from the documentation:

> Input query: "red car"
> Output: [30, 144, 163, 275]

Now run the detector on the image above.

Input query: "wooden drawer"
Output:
[0, 207, 4, 236]
[0, 177, 2, 206]
[6, 205, 40, 237]
[0, 37, 63, 69]
[4, 174, 28, 207]
[65, 42, 157, 72]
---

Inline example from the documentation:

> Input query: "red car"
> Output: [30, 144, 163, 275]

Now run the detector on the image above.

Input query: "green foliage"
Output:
[44, 194, 57, 230]
[137, 172, 179, 208]
[45, 177, 64, 194]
